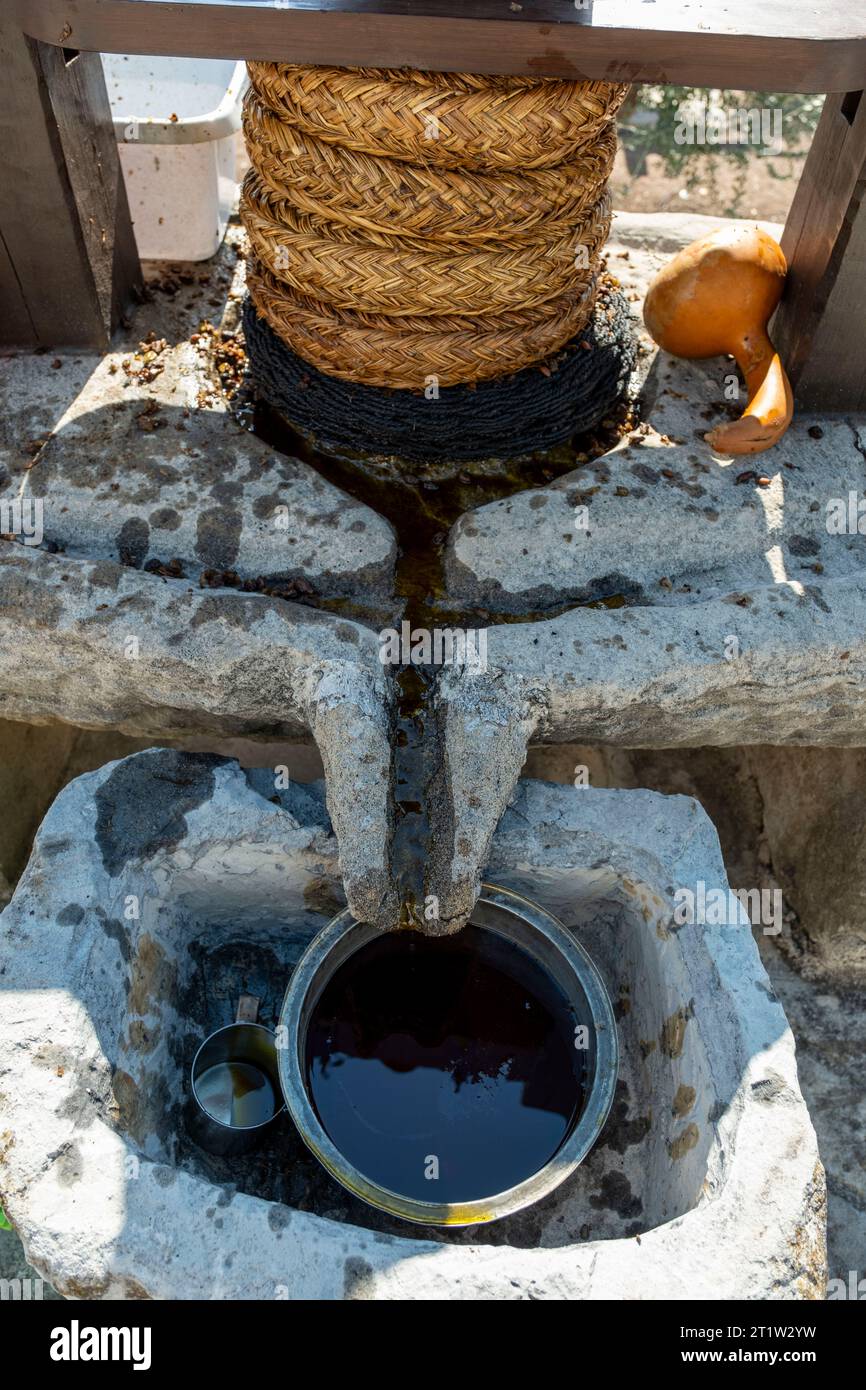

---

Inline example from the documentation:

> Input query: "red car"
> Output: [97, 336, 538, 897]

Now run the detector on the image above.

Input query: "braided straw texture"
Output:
[243, 170, 611, 317]
[246, 62, 628, 170]
[246, 257, 598, 388]
[243, 92, 618, 245]
[243, 285, 637, 465]
[241, 61, 626, 388]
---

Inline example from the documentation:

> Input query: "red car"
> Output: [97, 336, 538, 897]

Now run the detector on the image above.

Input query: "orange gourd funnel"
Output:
[643, 224, 793, 456]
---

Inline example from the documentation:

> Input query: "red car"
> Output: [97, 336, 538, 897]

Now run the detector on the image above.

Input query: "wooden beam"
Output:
[0, 227, 36, 348]
[775, 91, 866, 412]
[15, 0, 866, 93]
[0, 19, 141, 351]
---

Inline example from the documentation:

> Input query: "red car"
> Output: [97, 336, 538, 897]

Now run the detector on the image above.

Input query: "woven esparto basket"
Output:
[243, 283, 637, 464]
[246, 259, 599, 389]
[241, 62, 628, 390]
[243, 170, 611, 318]
[246, 62, 628, 170]
[243, 92, 618, 245]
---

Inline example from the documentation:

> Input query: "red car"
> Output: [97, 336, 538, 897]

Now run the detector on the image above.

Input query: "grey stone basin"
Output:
[0, 752, 824, 1299]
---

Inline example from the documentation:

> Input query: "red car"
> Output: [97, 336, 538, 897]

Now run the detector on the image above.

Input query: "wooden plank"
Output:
[0, 20, 104, 348]
[0, 229, 37, 349]
[775, 90, 866, 411]
[39, 40, 142, 342]
[15, 0, 866, 93]
[0, 19, 141, 350]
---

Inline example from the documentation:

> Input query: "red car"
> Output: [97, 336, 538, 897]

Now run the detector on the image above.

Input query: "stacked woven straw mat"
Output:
[241, 62, 630, 392]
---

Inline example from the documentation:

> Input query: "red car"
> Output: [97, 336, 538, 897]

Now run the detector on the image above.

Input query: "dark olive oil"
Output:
[305, 924, 585, 1204]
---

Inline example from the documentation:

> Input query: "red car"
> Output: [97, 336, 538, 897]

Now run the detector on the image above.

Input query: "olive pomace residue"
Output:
[305, 924, 586, 1204]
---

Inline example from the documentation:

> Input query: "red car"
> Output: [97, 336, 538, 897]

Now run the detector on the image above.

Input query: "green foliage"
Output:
[0, 1207, 11, 1230]
[617, 87, 824, 214]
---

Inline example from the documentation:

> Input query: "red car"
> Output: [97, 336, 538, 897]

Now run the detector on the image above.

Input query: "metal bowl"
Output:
[189, 1021, 285, 1157]
[278, 883, 618, 1226]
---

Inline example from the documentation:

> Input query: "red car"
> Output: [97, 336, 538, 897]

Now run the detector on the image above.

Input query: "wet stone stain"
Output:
[195, 505, 242, 570]
[672, 1083, 696, 1117]
[750, 1072, 790, 1104]
[668, 1123, 700, 1161]
[117, 516, 150, 569]
[110, 1067, 174, 1149]
[100, 918, 131, 963]
[589, 1169, 643, 1219]
[343, 1256, 375, 1299]
[789, 535, 820, 557]
[57, 903, 85, 926]
[267, 1204, 292, 1233]
[302, 877, 346, 918]
[94, 750, 222, 877]
[597, 1079, 651, 1155]
[89, 561, 122, 592]
[149, 507, 181, 532]
[55, 1142, 84, 1187]
[660, 1002, 694, 1059]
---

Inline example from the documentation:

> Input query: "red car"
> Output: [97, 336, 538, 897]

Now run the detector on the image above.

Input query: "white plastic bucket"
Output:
[102, 55, 248, 261]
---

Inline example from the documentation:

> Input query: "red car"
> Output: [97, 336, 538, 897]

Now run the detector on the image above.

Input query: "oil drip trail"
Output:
[391, 663, 436, 928]
[244, 400, 634, 931]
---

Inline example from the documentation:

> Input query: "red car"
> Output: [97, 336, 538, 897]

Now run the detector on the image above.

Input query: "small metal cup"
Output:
[188, 997, 285, 1157]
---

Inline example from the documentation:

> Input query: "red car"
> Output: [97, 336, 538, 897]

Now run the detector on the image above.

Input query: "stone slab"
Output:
[0, 546, 397, 926]
[0, 229, 396, 605]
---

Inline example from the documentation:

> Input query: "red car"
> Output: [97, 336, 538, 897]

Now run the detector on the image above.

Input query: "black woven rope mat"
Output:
[242, 286, 636, 464]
